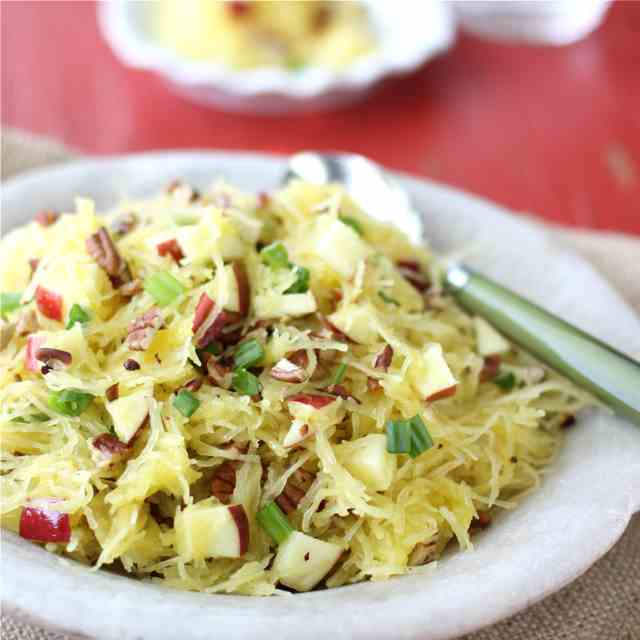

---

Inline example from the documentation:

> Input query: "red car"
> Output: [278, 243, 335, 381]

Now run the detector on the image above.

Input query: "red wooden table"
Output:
[2, 1, 639, 234]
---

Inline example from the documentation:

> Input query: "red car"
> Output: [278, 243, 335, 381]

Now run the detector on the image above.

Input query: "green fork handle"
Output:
[444, 266, 640, 426]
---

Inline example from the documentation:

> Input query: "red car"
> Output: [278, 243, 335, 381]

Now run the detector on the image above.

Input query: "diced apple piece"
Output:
[410, 344, 458, 401]
[312, 215, 370, 278]
[338, 434, 396, 492]
[20, 503, 70, 543]
[283, 420, 311, 448]
[328, 304, 377, 344]
[175, 500, 249, 561]
[254, 291, 317, 319]
[106, 389, 151, 443]
[273, 531, 342, 592]
[175, 213, 247, 265]
[211, 263, 249, 315]
[35, 286, 63, 321]
[473, 317, 510, 357]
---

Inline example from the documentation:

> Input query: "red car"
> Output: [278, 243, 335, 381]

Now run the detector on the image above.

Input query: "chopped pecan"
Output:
[123, 358, 140, 371]
[35, 210, 59, 227]
[276, 469, 316, 514]
[126, 306, 164, 351]
[211, 461, 238, 504]
[275, 483, 306, 514]
[105, 383, 119, 402]
[210, 444, 247, 503]
[367, 377, 382, 392]
[16, 310, 39, 336]
[373, 344, 393, 371]
[86, 227, 132, 288]
[35, 347, 72, 370]
[479, 355, 502, 382]
[92, 433, 130, 459]
[326, 384, 361, 404]
[396, 259, 430, 292]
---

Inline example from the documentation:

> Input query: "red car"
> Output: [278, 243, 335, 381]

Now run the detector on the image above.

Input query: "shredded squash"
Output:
[0, 178, 593, 595]
[153, 1, 375, 70]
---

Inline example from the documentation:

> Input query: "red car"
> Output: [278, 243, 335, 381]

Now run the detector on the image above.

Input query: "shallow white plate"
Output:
[97, 1, 455, 114]
[2, 152, 639, 640]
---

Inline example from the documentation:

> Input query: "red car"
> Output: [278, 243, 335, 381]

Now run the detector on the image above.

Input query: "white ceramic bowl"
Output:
[97, 1, 455, 114]
[2, 152, 640, 640]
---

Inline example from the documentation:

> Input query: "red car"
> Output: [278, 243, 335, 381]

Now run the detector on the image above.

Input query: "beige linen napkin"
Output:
[1, 130, 638, 640]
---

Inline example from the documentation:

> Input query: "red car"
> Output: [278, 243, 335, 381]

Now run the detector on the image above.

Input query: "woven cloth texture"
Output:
[1, 129, 638, 640]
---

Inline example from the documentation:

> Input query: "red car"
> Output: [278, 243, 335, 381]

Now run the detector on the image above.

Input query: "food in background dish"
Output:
[153, 0, 376, 70]
[0, 180, 592, 594]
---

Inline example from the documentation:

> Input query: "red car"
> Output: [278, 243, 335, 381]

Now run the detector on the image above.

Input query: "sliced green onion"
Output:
[232, 368, 262, 396]
[378, 290, 399, 306]
[284, 265, 310, 294]
[260, 242, 289, 269]
[144, 271, 185, 307]
[332, 363, 347, 386]
[386, 414, 433, 459]
[339, 215, 364, 236]
[257, 501, 295, 544]
[494, 372, 516, 391]
[386, 419, 412, 455]
[173, 389, 200, 418]
[66, 303, 90, 329]
[11, 413, 50, 423]
[1, 292, 22, 317]
[48, 389, 94, 417]
[234, 339, 265, 370]
[407, 415, 433, 458]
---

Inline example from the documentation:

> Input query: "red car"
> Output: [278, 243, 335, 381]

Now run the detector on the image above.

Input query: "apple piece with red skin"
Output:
[192, 292, 215, 334]
[282, 421, 311, 449]
[409, 343, 458, 402]
[231, 261, 250, 316]
[286, 393, 336, 409]
[426, 384, 458, 402]
[25, 334, 46, 372]
[20, 504, 71, 543]
[273, 531, 343, 592]
[175, 501, 250, 561]
[156, 238, 184, 263]
[105, 389, 150, 443]
[35, 285, 63, 321]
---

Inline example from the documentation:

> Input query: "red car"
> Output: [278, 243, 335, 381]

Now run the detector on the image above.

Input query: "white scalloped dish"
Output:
[2, 152, 639, 640]
[97, 1, 455, 114]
